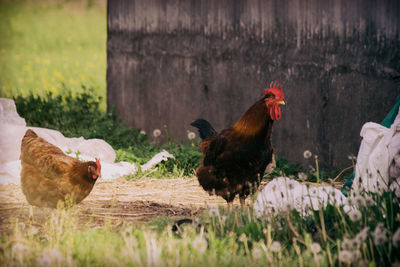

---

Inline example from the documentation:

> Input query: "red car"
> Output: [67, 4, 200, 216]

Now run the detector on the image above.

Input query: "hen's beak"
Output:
[277, 100, 285, 105]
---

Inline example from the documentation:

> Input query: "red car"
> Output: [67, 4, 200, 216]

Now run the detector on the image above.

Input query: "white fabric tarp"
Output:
[351, 106, 400, 197]
[0, 98, 174, 185]
[255, 106, 400, 216]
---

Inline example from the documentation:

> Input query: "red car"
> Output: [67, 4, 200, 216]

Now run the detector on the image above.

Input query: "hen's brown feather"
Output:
[20, 129, 99, 208]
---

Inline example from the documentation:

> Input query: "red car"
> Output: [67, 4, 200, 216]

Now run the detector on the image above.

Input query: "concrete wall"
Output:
[107, 0, 400, 169]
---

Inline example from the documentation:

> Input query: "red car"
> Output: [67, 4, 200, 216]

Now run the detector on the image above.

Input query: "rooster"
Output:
[191, 82, 285, 207]
[20, 129, 101, 208]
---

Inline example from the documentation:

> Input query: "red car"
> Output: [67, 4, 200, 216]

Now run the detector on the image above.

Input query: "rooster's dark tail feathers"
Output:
[190, 119, 217, 140]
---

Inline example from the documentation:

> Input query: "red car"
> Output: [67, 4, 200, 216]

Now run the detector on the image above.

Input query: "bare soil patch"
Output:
[0, 178, 343, 234]
[0, 178, 233, 234]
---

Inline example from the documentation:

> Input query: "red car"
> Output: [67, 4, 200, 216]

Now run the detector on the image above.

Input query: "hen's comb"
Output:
[95, 158, 101, 172]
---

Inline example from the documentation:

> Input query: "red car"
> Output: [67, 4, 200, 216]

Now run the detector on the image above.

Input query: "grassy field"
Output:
[0, 0, 107, 109]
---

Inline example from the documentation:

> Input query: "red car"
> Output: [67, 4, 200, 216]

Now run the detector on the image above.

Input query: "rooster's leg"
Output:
[239, 197, 246, 208]
[227, 202, 233, 212]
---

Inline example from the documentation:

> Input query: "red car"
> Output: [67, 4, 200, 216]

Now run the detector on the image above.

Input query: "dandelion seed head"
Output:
[284, 202, 294, 211]
[314, 254, 324, 264]
[354, 196, 366, 207]
[393, 228, 400, 247]
[298, 172, 308, 181]
[187, 131, 196, 140]
[18, 222, 25, 230]
[365, 196, 375, 206]
[347, 154, 357, 161]
[355, 227, 369, 244]
[270, 241, 281, 252]
[239, 233, 247, 243]
[348, 209, 362, 222]
[357, 259, 369, 267]
[192, 236, 207, 253]
[373, 223, 387, 238]
[338, 250, 354, 264]
[38, 248, 65, 266]
[208, 208, 219, 217]
[303, 150, 312, 159]
[373, 234, 387, 245]
[12, 242, 29, 255]
[341, 238, 353, 251]
[310, 242, 321, 254]
[153, 129, 161, 138]
[252, 247, 262, 260]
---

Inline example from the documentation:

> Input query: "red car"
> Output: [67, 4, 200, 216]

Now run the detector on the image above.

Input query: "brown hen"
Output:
[20, 129, 101, 208]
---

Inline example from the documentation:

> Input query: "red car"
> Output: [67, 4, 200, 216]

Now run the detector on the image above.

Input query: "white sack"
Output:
[351, 106, 400, 196]
[0, 98, 174, 185]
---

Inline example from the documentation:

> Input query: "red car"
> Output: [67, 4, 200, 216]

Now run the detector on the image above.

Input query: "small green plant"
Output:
[13, 87, 201, 177]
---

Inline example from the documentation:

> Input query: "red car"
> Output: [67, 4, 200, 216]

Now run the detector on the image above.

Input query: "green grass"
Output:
[0, 0, 106, 109]
[2, 189, 400, 266]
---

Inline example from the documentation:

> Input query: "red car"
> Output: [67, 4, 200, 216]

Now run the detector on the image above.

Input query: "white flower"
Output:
[348, 209, 362, 222]
[310, 242, 321, 254]
[393, 228, 400, 247]
[252, 247, 262, 260]
[140, 130, 146, 135]
[208, 208, 219, 217]
[270, 241, 281, 252]
[338, 250, 354, 264]
[153, 129, 161, 138]
[187, 131, 196, 140]
[192, 236, 207, 253]
[303, 150, 312, 159]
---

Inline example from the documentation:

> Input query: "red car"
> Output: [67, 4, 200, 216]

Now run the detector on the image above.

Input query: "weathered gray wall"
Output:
[107, 0, 400, 169]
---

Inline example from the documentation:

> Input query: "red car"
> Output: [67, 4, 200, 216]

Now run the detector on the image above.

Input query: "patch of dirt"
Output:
[0, 178, 234, 234]
[0, 178, 344, 234]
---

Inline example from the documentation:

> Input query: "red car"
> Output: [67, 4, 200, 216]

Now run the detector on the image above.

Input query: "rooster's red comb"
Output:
[264, 81, 284, 99]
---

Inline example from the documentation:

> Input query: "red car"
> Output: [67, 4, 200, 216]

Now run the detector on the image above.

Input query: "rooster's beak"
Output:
[277, 100, 285, 105]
